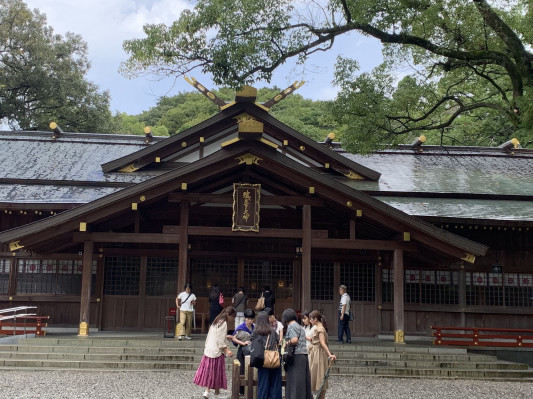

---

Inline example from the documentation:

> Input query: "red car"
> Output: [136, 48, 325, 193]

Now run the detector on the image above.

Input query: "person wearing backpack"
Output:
[232, 287, 248, 327]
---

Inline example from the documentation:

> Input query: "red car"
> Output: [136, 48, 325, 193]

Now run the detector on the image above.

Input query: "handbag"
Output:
[263, 333, 280, 369]
[219, 292, 224, 306]
[282, 326, 301, 365]
[255, 294, 265, 311]
[349, 312, 354, 321]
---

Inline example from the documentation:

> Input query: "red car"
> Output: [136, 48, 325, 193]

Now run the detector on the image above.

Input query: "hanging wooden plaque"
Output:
[232, 183, 260, 232]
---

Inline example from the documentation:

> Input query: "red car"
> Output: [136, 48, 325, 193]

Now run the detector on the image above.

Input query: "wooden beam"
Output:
[73, 232, 180, 244]
[164, 225, 328, 238]
[168, 193, 324, 207]
[312, 238, 416, 251]
[301, 205, 311, 313]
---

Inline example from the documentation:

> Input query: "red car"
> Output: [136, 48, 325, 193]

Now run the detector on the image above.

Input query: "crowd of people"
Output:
[175, 284, 352, 399]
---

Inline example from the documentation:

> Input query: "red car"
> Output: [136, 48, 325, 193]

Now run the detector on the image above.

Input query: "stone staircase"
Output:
[0, 335, 532, 380]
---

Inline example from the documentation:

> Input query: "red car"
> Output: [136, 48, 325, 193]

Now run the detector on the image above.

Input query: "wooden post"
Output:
[78, 241, 94, 337]
[393, 249, 405, 344]
[301, 204, 312, 313]
[177, 200, 189, 295]
[459, 265, 466, 327]
[231, 360, 241, 399]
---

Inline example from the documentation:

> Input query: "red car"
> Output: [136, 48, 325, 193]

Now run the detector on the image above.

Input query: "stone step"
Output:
[333, 358, 528, 370]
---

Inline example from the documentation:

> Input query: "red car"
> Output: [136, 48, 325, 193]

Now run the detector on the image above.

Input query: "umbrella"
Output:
[316, 358, 335, 398]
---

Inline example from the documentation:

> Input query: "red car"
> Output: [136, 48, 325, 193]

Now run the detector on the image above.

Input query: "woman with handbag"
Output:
[250, 311, 282, 399]
[308, 310, 336, 399]
[227, 308, 255, 396]
[193, 306, 236, 399]
[281, 308, 313, 399]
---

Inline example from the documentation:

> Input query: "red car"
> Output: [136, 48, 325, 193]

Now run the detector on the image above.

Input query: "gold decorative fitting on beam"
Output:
[300, 145, 305, 151]
[356, 210, 363, 217]
[324, 163, 330, 169]
[462, 253, 476, 264]
[184, 76, 227, 109]
[155, 157, 161, 163]
[140, 195, 146, 202]
[283, 140, 288, 146]
[235, 85, 257, 103]
[181, 183, 188, 191]
[200, 137, 205, 143]
[119, 163, 139, 173]
[262, 81, 305, 110]
[131, 203, 138, 211]
[236, 114, 263, 134]
[221, 137, 240, 148]
[79, 222, 87, 232]
[236, 153, 262, 166]
[181, 141, 187, 147]
[403, 232, 411, 241]
[309, 187, 315, 194]
[49, 121, 63, 139]
[346, 201, 353, 207]
[9, 241, 24, 251]
[259, 138, 278, 149]
[344, 171, 365, 180]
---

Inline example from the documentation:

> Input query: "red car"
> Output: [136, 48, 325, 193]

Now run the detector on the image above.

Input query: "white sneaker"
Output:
[214, 394, 228, 399]
[185, 336, 192, 340]
[202, 390, 212, 399]
[177, 335, 182, 340]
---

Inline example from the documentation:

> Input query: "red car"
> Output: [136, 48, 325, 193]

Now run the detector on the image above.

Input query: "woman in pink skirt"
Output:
[194, 306, 236, 398]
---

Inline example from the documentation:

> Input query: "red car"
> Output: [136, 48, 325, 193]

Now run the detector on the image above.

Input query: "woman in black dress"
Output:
[208, 284, 223, 325]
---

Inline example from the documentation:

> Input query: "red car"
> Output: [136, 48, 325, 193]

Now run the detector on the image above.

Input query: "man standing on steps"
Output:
[337, 285, 351, 344]
[176, 283, 196, 340]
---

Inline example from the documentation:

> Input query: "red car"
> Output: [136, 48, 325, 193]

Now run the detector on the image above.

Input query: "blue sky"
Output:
[24, 0, 383, 115]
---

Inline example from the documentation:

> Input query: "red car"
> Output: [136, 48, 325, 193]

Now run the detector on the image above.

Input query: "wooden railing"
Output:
[0, 306, 49, 336]
[231, 358, 286, 399]
[432, 326, 533, 347]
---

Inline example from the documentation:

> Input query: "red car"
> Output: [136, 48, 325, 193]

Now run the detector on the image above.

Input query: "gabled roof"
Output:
[101, 101, 381, 181]
[0, 136, 487, 262]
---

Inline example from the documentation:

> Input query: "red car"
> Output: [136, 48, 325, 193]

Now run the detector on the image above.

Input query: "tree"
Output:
[0, 0, 113, 132]
[122, 0, 533, 151]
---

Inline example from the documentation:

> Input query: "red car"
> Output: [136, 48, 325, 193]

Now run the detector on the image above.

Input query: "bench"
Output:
[432, 326, 533, 347]
[231, 358, 286, 399]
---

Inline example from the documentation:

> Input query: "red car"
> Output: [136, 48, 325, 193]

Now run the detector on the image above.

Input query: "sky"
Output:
[23, 0, 383, 116]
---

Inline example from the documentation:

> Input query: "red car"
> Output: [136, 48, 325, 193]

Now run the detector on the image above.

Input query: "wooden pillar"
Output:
[459, 265, 466, 327]
[177, 200, 189, 294]
[393, 249, 405, 344]
[8, 256, 18, 297]
[138, 256, 147, 328]
[301, 205, 312, 313]
[78, 241, 94, 337]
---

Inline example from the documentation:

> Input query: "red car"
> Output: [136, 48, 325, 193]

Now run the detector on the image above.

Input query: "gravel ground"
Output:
[1, 370, 532, 399]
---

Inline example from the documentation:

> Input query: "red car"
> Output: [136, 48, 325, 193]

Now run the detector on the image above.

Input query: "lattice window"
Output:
[0, 258, 10, 294]
[17, 259, 96, 295]
[505, 274, 533, 307]
[104, 257, 140, 295]
[311, 262, 333, 301]
[244, 260, 293, 300]
[467, 272, 533, 307]
[190, 258, 238, 298]
[146, 257, 178, 296]
[382, 268, 393, 303]
[419, 270, 459, 305]
[340, 263, 375, 302]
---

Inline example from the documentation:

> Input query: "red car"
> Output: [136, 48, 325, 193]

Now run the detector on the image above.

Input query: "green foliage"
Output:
[122, 0, 533, 149]
[0, 0, 113, 132]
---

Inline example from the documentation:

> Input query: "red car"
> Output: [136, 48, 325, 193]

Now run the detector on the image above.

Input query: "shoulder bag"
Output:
[282, 326, 302, 365]
[263, 332, 280, 369]
[249, 335, 265, 367]
[255, 293, 265, 311]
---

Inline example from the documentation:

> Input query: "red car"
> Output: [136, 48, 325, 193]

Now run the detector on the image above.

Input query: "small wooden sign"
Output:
[232, 183, 260, 232]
